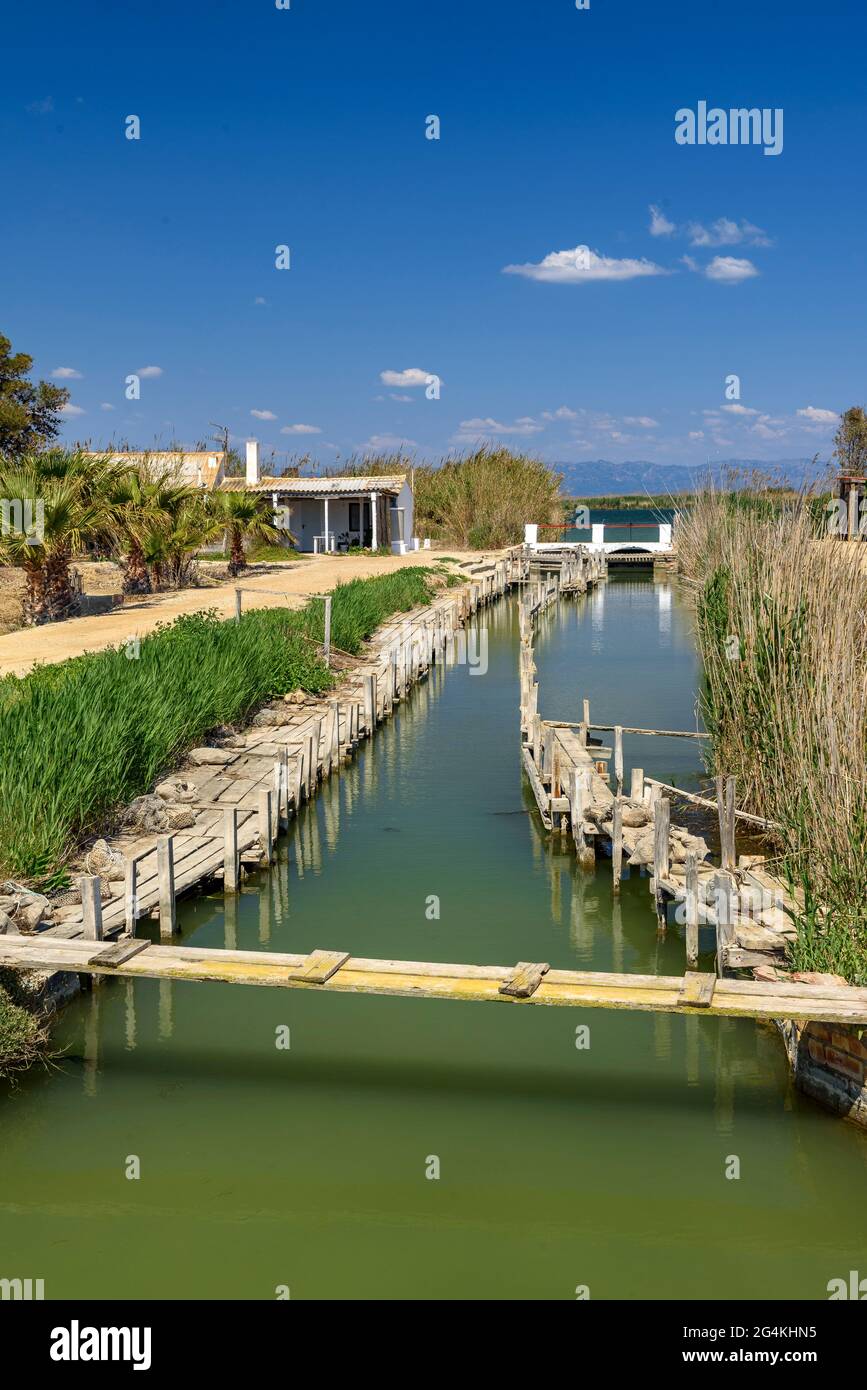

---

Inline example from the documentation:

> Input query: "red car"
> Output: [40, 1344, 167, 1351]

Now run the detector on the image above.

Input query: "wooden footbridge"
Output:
[2, 934, 866, 1024]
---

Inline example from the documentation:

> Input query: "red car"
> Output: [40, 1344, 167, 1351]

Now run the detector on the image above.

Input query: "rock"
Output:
[621, 802, 650, 828]
[628, 832, 655, 866]
[791, 971, 849, 989]
[0, 909, 18, 935]
[253, 708, 291, 727]
[166, 806, 197, 830]
[187, 747, 235, 766]
[670, 833, 709, 864]
[753, 964, 788, 982]
[155, 778, 198, 803]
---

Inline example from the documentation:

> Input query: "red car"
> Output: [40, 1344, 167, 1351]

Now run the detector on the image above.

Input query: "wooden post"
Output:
[579, 698, 590, 746]
[613, 725, 623, 796]
[306, 726, 319, 796]
[258, 789, 273, 864]
[848, 485, 859, 543]
[80, 875, 104, 941]
[716, 774, 736, 871]
[234, 588, 242, 622]
[653, 796, 670, 933]
[630, 766, 644, 801]
[273, 757, 286, 829]
[224, 807, 240, 893]
[541, 726, 554, 785]
[612, 795, 623, 894]
[124, 857, 139, 937]
[685, 852, 699, 967]
[363, 673, 376, 734]
[157, 835, 177, 939]
[323, 595, 332, 667]
[714, 871, 735, 975]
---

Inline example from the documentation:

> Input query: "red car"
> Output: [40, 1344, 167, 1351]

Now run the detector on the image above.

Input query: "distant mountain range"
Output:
[554, 458, 831, 497]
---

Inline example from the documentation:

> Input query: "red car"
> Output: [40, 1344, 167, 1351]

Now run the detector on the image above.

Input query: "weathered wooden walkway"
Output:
[32, 551, 528, 948]
[517, 568, 808, 979]
[1, 935, 865, 1024]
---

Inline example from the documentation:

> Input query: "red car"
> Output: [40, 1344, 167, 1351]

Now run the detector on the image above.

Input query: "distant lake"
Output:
[553, 506, 676, 545]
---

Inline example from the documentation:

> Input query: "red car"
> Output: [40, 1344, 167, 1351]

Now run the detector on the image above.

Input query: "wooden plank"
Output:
[678, 972, 716, 1008]
[80, 875, 104, 941]
[157, 835, 177, 940]
[287, 949, 350, 984]
[91, 938, 151, 969]
[685, 851, 699, 968]
[499, 961, 550, 998]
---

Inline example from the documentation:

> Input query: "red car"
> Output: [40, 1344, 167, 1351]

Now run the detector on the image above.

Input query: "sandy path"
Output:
[0, 551, 481, 679]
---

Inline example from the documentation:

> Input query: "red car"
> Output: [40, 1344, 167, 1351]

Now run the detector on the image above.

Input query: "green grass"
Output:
[0, 568, 439, 886]
[0, 973, 46, 1079]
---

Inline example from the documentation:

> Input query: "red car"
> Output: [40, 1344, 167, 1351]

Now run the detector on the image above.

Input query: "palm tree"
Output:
[0, 450, 119, 624]
[109, 467, 196, 595]
[208, 490, 285, 576]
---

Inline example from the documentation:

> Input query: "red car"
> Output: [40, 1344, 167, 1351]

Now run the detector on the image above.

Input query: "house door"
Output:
[349, 501, 372, 546]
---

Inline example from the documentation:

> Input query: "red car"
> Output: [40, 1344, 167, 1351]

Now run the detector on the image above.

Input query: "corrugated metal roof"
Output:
[220, 474, 407, 496]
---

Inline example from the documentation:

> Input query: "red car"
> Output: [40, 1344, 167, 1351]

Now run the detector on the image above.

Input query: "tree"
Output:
[0, 451, 119, 623]
[832, 407, 867, 476]
[208, 490, 284, 576]
[0, 334, 71, 459]
[109, 466, 196, 595]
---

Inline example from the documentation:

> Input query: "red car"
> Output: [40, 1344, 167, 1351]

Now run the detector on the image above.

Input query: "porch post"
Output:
[371, 492, 378, 549]
[324, 496, 330, 551]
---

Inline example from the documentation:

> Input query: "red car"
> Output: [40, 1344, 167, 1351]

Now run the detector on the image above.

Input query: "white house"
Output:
[89, 443, 416, 554]
[219, 441, 415, 554]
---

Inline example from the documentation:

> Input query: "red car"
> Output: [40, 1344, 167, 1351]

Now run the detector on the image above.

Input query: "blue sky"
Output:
[3, 0, 864, 470]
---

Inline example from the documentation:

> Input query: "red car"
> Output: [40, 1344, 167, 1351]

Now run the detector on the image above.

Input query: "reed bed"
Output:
[676, 489, 867, 982]
[0, 569, 438, 886]
[331, 447, 562, 548]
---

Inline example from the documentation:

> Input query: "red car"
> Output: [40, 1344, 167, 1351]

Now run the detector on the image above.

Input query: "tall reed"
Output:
[0, 569, 438, 885]
[676, 488, 867, 982]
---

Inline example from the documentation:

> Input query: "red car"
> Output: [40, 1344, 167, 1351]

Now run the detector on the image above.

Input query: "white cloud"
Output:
[250, 409, 277, 421]
[280, 423, 321, 435]
[752, 417, 786, 440]
[688, 218, 772, 248]
[389, 393, 413, 402]
[99, 402, 115, 411]
[364, 433, 417, 449]
[623, 416, 659, 428]
[503, 245, 667, 283]
[797, 406, 837, 425]
[26, 96, 54, 114]
[456, 416, 543, 437]
[688, 430, 705, 440]
[380, 368, 435, 388]
[542, 406, 580, 421]
[60, 403, 85, 417]
[51, 366, 83, 379]
[704, 256, 759, 283]
[649, 205, 676, 237]
[137, 365, 163, 378]
[721, 404, 759, 416]
[253, 296, 267, 305]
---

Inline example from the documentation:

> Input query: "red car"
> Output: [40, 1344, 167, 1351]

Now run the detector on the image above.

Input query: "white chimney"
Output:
[246, 439, 260, 485]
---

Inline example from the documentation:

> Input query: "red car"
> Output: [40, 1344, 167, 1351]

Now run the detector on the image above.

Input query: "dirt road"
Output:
[0, 551, 479, 679]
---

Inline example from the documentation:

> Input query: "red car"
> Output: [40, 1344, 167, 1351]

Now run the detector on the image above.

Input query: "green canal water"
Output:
[1, 574, 865, 1300]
